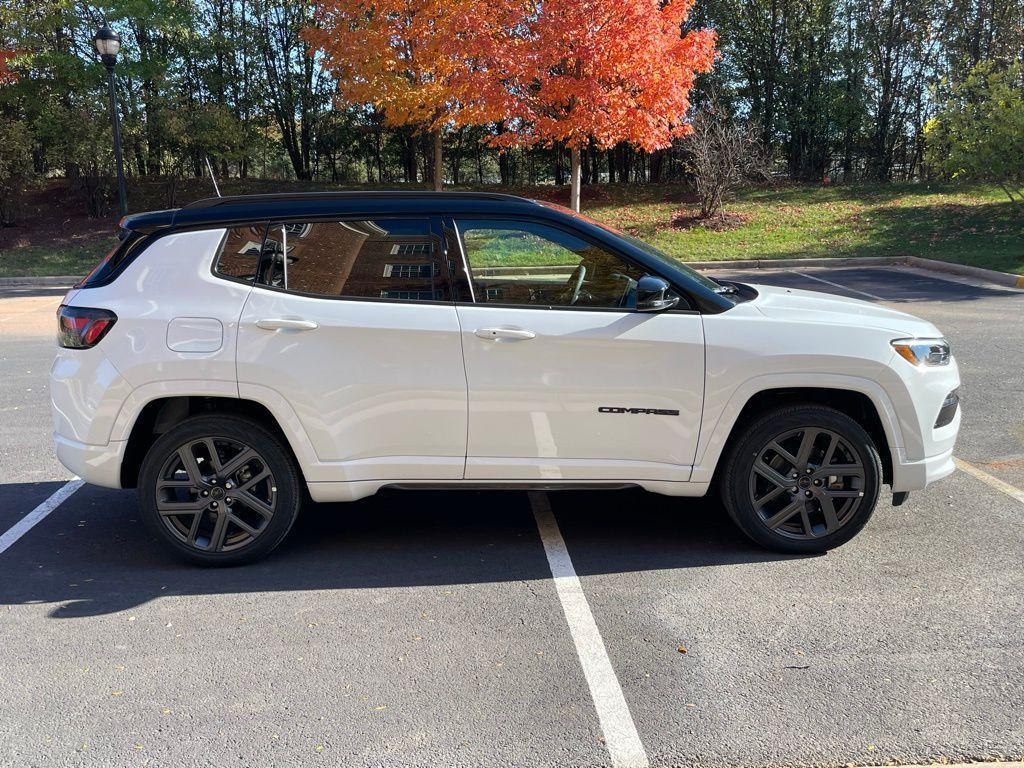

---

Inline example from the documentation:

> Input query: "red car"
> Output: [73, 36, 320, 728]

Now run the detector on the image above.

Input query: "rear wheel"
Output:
[720, 405, 882, 553]
[138, 415, 301, 565]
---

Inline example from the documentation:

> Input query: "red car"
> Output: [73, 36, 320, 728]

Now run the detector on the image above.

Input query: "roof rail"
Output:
[182, 190, 536, 210]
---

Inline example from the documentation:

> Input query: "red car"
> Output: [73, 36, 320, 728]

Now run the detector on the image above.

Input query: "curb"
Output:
[1, 256, 1021, 290]
[901, 256, 1024, 289]
[0, 276, 81, 288]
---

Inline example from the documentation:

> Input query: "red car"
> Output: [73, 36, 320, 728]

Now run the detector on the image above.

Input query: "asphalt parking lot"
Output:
[1, 266, 1023, 768]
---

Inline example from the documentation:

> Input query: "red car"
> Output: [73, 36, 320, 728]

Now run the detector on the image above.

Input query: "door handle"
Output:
[474, 327, 536, 341]
[256, 317, 319, 331]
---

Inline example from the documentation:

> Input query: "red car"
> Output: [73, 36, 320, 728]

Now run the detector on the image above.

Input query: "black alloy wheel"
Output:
[139, 415, 301, 565]
[720, 405, 883, 553]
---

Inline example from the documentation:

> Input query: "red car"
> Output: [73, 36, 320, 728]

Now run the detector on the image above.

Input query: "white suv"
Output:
[51, 192, 961, 564]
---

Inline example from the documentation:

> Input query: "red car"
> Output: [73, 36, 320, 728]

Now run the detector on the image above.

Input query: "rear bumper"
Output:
[53, 433, 126, 489]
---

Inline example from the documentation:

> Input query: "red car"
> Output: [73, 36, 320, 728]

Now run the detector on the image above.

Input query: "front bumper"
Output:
[53, 433, 126, 489]
[890, 445, 956, 492]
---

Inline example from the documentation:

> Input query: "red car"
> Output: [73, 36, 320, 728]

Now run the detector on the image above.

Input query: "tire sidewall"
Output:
[722, 406, 883, 554]
[137, 415, 301, 566]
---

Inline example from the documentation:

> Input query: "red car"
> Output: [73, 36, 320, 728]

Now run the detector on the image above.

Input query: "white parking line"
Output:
[529, 491, 649, 768]
[955, 457, 1024, 505]
[787, 269, 884, 301]
[0, 478, 84, 556]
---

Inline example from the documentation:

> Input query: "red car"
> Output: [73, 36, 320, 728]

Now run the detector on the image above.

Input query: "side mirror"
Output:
[636, 275, 680, 312]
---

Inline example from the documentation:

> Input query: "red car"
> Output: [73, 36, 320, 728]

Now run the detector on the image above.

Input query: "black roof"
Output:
[120, 191, 546, 232]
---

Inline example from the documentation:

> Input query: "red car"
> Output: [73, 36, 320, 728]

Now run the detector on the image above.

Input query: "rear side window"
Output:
[215, 225, 268, 283]
[263, 219, 447, 302]
[76, 230, 145, 288]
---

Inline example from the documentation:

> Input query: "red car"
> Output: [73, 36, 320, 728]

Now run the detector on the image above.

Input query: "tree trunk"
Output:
[433, 129, 443, 191]
[569, 146, 582, 213]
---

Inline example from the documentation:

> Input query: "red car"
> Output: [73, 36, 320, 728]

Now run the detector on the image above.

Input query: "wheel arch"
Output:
[120, 396, 306, 489]
[692, 376, 901, 487]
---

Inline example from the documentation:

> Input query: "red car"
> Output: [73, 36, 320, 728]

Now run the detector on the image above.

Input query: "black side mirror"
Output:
[636, 275, 680, 312]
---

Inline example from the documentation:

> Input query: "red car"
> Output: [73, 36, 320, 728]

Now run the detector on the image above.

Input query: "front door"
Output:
[449, 218, 704, 483]
[234, 217, 467, 482]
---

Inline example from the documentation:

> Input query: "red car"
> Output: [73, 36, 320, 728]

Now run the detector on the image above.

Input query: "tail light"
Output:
[57, 305, 117, 349]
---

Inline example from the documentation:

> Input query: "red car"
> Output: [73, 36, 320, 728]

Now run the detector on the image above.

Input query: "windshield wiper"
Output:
[713, 282, 739, 295]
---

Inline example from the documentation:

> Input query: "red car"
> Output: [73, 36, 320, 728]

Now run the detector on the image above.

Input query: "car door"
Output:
[448, 217, 705, 483]
[234, 216, 468, 483]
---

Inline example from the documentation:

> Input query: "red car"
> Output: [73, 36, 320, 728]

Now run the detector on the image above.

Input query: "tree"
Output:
[307, 0, 473, 190]
[460, 0, 716, 210]
[684, 97, 768, 217]
[925, 60, 1024, 205]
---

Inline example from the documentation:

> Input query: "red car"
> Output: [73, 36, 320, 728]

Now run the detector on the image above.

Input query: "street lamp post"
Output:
[94, 25, 128, 217]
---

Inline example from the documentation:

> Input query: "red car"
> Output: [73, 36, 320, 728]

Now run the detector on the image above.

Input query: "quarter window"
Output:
[264, 219, 447, 301]
[455, 219, 649, 309]
[215, 225, 268, 283]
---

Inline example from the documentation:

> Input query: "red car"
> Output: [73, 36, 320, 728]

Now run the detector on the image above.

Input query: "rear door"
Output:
[234, 216, 468, 482]
[448, 217, 705, 483]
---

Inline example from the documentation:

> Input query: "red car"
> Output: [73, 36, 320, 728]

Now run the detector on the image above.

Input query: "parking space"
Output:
[1, 267, 1023, 767]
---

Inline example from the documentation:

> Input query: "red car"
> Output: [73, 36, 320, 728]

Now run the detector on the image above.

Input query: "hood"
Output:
[747, 283, 942, 337]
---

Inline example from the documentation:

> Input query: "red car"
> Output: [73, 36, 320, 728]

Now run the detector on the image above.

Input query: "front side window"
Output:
[455, 219, 649, 309]
[264, 219, 447, 302]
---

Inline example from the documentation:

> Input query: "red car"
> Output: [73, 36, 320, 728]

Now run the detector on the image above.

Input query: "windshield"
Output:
[538, 201, 732, 298]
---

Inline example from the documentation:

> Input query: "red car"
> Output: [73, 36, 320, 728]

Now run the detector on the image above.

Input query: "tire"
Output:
[138, 415, 302, 566]
[719, 405, 882, 554]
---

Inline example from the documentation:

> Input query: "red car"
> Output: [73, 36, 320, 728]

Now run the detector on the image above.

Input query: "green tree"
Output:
[925, 61, 1024, 205]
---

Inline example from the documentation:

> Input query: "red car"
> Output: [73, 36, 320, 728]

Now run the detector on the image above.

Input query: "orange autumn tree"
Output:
[307, 0, 470, 191]
[456, 0, 716, 211]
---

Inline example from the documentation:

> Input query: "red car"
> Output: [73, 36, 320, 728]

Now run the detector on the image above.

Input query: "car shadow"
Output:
[0, 483, 800, 618]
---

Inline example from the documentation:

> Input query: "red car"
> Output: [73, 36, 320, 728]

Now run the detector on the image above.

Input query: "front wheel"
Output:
[138, 415, 302, 566]
[719, 405, 883, 554]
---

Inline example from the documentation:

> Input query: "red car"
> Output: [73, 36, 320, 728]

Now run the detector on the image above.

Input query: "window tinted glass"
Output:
[216, 224, 267, 283]
[77, 231, 145, 288]
[456, 219, 647, 309]
[265, 219, 446, 301]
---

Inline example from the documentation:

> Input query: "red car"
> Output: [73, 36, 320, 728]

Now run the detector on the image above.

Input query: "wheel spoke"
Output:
[821, 434, 839, 467]
[235, 468, 271, 494]
[824, 489, 863, 498]
[228, 513, 260, 537]
[177, 446, 205, 485]
[220, 448, 257, 480]
[819, 494, 840, 532]
[794, 428, 818, 469]
[764, 499, 803, 529]
[754, 485, 788, 507]
[157, 498, 206, 515]
[799, 506, 813, 536]
[208, 511, 229, 552]
[235, 489, 274, 519]
[753, 459, 792, 490]
[186, 510, 204, 545]
[201, 439, 223, 473]
[768, 441, 800, 468]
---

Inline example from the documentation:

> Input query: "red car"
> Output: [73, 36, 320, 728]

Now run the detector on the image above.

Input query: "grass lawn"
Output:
[581, 183, 1024, 275]
[1, 180, 1022, 277]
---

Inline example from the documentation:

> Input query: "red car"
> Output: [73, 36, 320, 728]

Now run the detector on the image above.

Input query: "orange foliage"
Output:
[457, 0, 717, 151]
[0, 50, 18, 86]
[306, 0, 466, 129]
[308, 0, 716, 150]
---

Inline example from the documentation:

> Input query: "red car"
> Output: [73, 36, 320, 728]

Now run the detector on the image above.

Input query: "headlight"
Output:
[891, 338, 951, 366]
